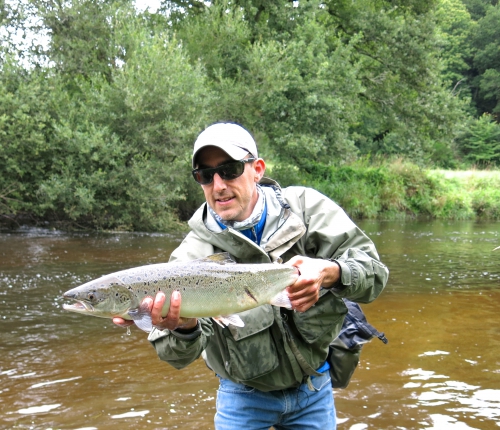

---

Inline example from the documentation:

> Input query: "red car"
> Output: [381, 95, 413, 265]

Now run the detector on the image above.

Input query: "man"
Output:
[114, 122, 389, 429]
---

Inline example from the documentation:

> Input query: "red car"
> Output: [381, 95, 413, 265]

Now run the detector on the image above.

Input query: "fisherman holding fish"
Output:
[112, 123, 389, 429]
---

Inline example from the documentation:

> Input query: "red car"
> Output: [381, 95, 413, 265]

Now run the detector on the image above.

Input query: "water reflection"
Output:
[1, 221, 499, 429]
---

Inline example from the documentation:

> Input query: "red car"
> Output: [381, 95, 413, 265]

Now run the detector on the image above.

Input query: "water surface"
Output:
[1, 221, 499, 429]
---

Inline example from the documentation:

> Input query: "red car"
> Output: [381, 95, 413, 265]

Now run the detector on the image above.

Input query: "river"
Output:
[1, 220, 499, 430]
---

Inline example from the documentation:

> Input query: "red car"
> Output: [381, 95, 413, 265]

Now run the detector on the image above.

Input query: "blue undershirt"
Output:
[215, 199, 267, 245]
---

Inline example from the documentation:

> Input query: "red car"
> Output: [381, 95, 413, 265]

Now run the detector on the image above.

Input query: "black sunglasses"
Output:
[192, 158, 256, 185]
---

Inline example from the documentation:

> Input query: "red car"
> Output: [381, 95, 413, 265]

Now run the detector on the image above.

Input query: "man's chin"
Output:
[214, 203, 236, 219]
[218, 212, 237, 222]
[215, 208, 241, 222]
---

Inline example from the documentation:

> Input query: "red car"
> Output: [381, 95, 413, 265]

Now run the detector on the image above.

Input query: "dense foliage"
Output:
[1, 0, 500, 230]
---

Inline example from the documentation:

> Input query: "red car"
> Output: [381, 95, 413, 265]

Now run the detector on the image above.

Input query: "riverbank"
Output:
[271, 162, 500, 221]
[2, 162, 500, 231]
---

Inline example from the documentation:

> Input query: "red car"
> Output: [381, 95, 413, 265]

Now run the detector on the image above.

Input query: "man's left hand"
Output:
[286, 256, 340, 312]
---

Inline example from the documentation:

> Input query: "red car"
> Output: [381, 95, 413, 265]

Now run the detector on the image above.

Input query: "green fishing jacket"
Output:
[148, 179, 389, 392]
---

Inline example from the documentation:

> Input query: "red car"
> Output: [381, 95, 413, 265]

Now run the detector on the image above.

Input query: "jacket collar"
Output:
[188, 179, 306, 263]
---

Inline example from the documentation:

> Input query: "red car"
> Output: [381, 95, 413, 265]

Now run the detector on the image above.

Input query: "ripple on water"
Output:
[16, 403, 61, 414]
[402, 367, 500, 426]
[111, 409, 150, 419]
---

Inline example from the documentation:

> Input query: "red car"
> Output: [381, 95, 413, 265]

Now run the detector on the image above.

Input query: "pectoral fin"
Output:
[212, 314, 245, 327]
[128, 302, 153, 333]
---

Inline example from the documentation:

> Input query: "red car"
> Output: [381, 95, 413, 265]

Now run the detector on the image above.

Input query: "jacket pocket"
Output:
[292, 291, 347, 344]
[222, 305, 279, 381]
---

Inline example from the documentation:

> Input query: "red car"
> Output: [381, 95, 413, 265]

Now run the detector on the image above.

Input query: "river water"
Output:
[1, 220, 499, 430]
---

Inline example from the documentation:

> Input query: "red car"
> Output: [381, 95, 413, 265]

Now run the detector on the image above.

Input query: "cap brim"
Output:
[192, 144, 251, 168]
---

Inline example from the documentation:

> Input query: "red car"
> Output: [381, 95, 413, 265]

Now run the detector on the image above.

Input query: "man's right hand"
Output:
[112, 291, 198, 331]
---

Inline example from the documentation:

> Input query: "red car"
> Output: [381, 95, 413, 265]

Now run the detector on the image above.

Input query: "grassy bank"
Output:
[3, 162, 500, 231]
[270, 161, 500, 220]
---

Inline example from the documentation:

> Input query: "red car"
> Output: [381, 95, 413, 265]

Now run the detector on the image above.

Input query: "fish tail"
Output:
[270, 290, 292, 309]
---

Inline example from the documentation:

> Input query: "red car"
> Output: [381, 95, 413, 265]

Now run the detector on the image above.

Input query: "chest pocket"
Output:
[221, 305, 279, 381]
[292, 291, 348, 344]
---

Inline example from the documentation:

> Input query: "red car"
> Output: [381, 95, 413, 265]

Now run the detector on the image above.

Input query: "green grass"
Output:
[269, 162, 500, 220]
[433, 169, 500, 180]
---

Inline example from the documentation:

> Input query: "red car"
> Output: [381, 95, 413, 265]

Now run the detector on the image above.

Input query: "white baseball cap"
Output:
[192, 123, 258, 168]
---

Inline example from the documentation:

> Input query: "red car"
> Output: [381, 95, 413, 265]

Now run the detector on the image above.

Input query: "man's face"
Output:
[196, 146, 266, 222]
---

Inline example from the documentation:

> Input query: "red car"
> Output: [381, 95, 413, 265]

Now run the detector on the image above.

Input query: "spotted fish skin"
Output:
[62, 253, 298, 331]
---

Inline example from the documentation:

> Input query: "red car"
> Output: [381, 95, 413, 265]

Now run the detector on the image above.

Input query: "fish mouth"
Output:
[62, 300, 94, 313]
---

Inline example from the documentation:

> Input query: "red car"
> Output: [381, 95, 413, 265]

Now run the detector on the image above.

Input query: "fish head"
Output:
[62, 275, 135, 319]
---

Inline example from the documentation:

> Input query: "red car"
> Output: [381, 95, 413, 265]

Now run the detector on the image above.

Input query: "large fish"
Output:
[62, 253, 298, 332]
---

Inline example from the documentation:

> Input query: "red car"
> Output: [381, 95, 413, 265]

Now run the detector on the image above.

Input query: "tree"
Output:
[435, 0, 475, 94]
[441, 0, 500, 119]
[458, 113, 500, 165]
[321, 0, 467, 164]
[33, 13, 213, 229]
[471, 4, 500, 117]
[1, 6, 213, 229]
[1, 0, 28, 64]
[175, 1, 362, 167]
[0, 0, 484, 229]
[30, 0, 131, 81]
[0, 62, 55, 217]
[461, 0, 498, 20]
[172, 0, 468, 166]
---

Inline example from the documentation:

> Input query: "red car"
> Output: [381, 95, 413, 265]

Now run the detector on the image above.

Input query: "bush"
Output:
[458, 114, 500, 166]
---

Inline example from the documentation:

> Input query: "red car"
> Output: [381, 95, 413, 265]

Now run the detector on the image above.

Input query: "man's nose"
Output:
[212, 173, 227, 191]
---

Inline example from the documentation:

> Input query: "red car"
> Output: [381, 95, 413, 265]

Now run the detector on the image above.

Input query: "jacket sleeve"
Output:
[147, 230, 216, 369]
[285, 187, 389, 303]
[148, 318, 214, 369]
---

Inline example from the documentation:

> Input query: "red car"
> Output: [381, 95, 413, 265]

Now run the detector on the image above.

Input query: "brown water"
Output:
[1, 221, 499, 430]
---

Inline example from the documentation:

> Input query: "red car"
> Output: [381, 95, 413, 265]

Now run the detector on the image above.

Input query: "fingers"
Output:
[286, 255, 303, 267]
[150, 291, 197, 331]
[286, 255, 323, 312]
[286, 256, 340, 311]
[151, 291, 174, 330]
[162, 290, 182, 330]
[287, 278, 320, 312]
[114, 291, 197, 332]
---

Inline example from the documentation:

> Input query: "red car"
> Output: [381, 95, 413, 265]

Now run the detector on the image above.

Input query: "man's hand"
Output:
[112, 291, 198, 331]
[286, 256, 340, 312]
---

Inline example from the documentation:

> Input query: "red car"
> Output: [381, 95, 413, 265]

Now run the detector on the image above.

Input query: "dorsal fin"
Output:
[199, 252, 237, 265]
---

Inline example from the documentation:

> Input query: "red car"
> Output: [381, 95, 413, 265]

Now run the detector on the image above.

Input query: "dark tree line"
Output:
[0, 0, 499, 229]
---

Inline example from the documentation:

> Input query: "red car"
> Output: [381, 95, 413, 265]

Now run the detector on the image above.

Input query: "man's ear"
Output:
[254, 158, 266, 182]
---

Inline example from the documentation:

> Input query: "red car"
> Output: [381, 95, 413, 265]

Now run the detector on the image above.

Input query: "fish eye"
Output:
[88, 292, 95, 301]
